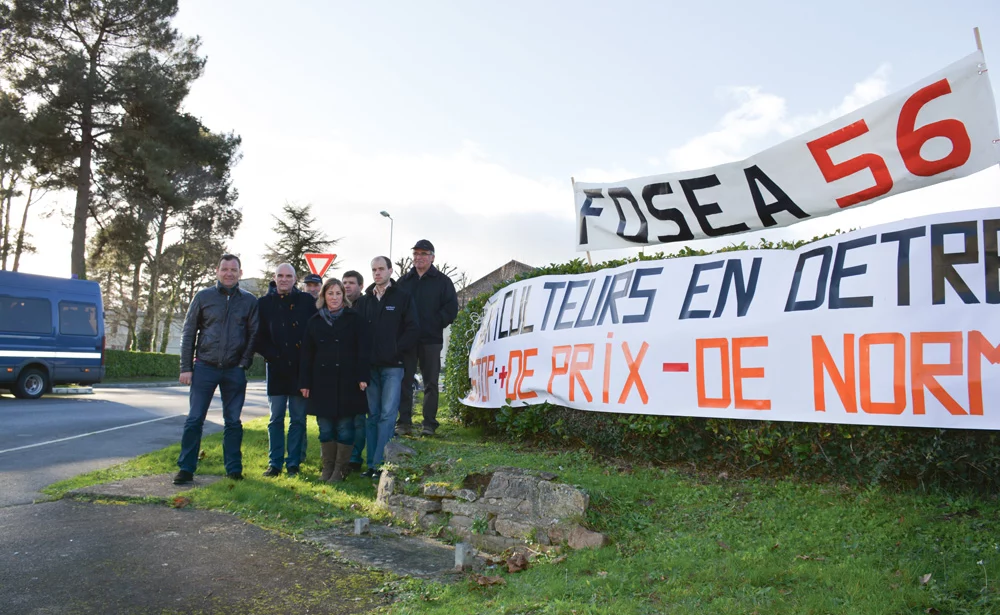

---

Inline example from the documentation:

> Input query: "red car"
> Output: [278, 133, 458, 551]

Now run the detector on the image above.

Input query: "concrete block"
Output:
[353, 518, 370, 535]
[454, 542, 476, 570]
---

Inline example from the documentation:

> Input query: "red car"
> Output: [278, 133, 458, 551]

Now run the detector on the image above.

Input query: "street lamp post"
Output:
[379, 210, 394, 264]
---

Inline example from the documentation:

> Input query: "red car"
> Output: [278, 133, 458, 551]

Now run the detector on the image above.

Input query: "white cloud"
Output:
[665, 65, 892, 172]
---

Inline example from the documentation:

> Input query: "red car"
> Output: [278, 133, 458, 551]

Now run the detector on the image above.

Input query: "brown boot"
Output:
[320, 441, 337, 482]
[329, 443, 354, 482]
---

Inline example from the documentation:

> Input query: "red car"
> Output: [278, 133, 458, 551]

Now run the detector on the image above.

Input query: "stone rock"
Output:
[422, 483, 450, 498]
[567, 526, 609, 550]
[483, 472, 540, 504]
[448, 515, 474, 530]
[418, 513, 443, 530]
[493, 466, 558, 481]
[538, 482, 588, 520]
[494, 517, 535, 540]
[441, 500, 481, 517]
[388, 506, 419, 526]
[383, 441, 416, 463]
[395, 496, 441, 513]
[376, 471, 397, 505]
[451, 488, 478, 502]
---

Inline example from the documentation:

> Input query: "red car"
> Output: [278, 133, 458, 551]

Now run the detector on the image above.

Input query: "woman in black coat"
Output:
[299, 278, 369, 482]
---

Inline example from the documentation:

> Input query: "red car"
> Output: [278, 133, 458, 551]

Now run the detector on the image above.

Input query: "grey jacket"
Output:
[180, 282, 260, 372]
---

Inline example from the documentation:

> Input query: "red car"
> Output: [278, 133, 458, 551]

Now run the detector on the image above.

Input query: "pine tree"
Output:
[261, 203, 335, 278]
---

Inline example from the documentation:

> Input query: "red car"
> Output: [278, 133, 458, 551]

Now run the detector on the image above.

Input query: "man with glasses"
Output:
[396, 239, 458, 436]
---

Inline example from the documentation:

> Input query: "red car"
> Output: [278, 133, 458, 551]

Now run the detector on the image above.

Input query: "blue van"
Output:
[0, 271, 105, 398]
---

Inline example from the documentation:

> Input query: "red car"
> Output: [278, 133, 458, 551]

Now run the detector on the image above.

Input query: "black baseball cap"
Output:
[303, 274, 322, 284]
[412, 239, 435, 252]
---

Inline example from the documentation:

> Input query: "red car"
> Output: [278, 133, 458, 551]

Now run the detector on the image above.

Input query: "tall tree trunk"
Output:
[159, 272, 183, 353]
[0, 190, 11, 270]
[71, 55, 98, 280]
[126, 259, 142, 350]
[11, 181, 35, 272]
[136, 205, 168, 351]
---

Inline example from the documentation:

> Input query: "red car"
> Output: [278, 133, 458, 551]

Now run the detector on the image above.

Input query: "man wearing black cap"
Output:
[396, 239, 458, 436]
[303, 273, 323, 299]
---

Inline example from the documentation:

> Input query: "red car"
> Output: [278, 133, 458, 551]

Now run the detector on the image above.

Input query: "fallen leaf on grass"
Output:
[794, 554, 826, 561]
[472, 574, 505, 586]
[171, 496, 191, 509]
[549, 555, 567, 565]
[772, 542, 781, 550]
[717, 540, 731, 551]
[507, 552, 529, 573]
[920, 573, 932, 585]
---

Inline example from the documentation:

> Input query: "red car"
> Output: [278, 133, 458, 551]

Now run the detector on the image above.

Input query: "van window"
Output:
[59, 301, 98, 336]
[0, 296, 53, 334]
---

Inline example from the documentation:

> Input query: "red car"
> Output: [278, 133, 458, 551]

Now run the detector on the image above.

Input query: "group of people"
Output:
[171, 239, 458, 485]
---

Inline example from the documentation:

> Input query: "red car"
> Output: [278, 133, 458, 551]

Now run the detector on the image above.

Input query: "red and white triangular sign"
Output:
[304, 253, 337, 277]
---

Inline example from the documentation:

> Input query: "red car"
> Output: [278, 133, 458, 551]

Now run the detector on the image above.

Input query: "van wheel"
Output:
[13, 368, 49, 400]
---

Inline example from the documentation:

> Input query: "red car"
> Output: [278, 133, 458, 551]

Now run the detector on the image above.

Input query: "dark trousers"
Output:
[177, 364, 246, 475]
[398, 343, 442, 430]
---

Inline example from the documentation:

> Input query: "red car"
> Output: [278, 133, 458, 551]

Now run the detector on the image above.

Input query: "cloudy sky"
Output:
[15, 0, 1000, 285]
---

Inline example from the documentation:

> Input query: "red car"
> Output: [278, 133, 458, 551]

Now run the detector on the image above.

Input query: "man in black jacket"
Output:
[396, 239, 458, 436]
[355, 256, 419, 477]
[254, 263, 317, 478]
[175, 254, 259, 485]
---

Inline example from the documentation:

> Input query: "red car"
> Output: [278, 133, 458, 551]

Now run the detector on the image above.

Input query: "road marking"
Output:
[0, 415, 178, 455]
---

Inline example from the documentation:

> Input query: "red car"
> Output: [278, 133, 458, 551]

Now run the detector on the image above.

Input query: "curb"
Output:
[93, 379, 266, 390]
[51, 386, 94, 395]
[93, 382, 186, 389]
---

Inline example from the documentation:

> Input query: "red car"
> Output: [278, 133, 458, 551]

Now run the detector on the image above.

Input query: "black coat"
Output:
[355, 281, 420, 367]
[254, 289, 317, 396]
[397, 265, 458, 344]
[298, 310, 369, 420]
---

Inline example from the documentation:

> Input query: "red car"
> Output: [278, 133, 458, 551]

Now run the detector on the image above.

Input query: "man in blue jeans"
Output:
[341, 269, 368, 474]
[355, 256, 419, 479]
[174, 254, 260, 485]
[254, 263, 317, 477]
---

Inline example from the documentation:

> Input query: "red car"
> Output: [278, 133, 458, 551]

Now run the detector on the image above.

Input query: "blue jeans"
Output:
[366, 366, 403, 469]
[266, 394, 307, 470]
[317, 415, 355, 445]
[178, 363, 247, 475]
[350, 413, 367, 464]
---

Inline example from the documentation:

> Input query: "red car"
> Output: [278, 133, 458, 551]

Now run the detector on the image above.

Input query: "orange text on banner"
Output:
[812, 330, 1000, 415]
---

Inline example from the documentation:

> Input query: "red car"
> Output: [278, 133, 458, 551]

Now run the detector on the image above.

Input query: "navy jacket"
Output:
[355, 281, 420, 367]
[254, 288, 317, 396]
[397, 265, 458, 344]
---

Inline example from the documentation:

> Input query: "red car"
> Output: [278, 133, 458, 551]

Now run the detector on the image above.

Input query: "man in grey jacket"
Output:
[174, 254, 260, 485]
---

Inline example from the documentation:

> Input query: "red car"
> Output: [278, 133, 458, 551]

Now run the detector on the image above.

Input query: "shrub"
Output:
[443, 238, 1000, 492]
[105, 349, 266, 380]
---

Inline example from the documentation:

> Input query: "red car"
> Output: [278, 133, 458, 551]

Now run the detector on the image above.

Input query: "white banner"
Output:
[574, 52, 1000, 251]
[466, 208, 1000, 430]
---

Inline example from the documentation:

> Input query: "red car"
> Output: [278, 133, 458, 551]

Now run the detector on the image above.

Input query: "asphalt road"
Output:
[0, 384, 270, 508]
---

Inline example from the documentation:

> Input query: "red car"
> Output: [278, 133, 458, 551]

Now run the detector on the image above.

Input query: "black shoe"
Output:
[370, 470, 382, 482]
[360, 469, 375, 478]
[347, 461, 362, 473]
[226, 472, 244, 481]
[421, 426, 436, 436]
[173, 470, 194, 485]
[286, 466, 300, 477]
[262, 466, 281, 478]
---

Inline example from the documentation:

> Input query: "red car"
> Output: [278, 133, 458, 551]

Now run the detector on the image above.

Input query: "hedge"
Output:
[442, 239, 1000, 493]
[105, 349, 266, 380]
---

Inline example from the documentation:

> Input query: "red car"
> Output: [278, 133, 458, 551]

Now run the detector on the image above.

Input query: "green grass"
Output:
[45, 416, 1000, 615]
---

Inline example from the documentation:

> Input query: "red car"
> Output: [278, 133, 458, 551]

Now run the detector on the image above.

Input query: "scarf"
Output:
[318, 305, 344, 326]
